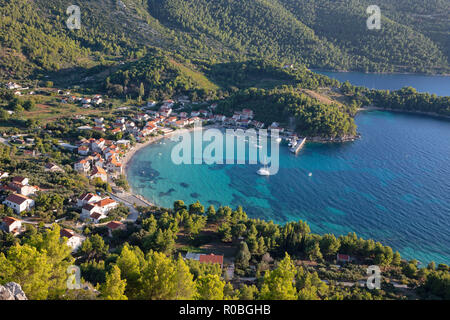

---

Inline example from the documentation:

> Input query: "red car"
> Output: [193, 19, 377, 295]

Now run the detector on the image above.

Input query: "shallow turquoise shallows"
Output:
[127, 111, 450, 265]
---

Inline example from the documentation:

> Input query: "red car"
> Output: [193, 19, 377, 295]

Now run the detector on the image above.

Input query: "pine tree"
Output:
[259, 253, 298, 300]
[101, 265, 128, 300]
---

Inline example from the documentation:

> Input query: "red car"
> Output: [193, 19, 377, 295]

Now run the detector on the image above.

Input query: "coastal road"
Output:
[108, 192, 145, 222]
[0, 137, 11, 146]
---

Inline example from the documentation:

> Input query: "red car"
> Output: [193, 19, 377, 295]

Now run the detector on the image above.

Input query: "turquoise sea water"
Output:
[315, 70, 450, 96]
[127, 111, 450, 264]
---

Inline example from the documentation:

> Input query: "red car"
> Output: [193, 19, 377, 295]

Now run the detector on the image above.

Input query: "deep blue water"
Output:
[127, 111, 450, 264]
[315, 70, 450, 96]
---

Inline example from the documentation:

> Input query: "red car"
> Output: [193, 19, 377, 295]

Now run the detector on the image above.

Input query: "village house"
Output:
[162, 99, 175, 108]
[106, 157, 123, 176]
[6, 82, 21, 90]
[147, 100, 157, 108]
[74, 159, 91, 173]
[90, 166, 108, 183]
[94, 117, 104, 125]
[92, 96, 103, 105]
[0, 171, 9, 179]
[190, 111, 200, 117]
[214, 115, 226, 122]
[252, 121, 265, 129]
[185, 252, 224, 269]
[106, 221, 126, 237]
[95, 198, 119, 214]
[199, 109, 209, 117]
[7, 177, 38, 196]
[1, 216, 23, 235]
[175, 119, 189, 128]
[132, 113, 149, 122]
[93, 126, 106, 133]
[241, 109, 254, 119]
[60, 228, 85, 252]
[232, 113, 241, 122]
[160, 106, 172, 117]
[166, 116, 178, 126]
[237, 119, 251, 127]
[12, 176, 28, 185]
[81, 203, 101, 220]
[81, 98, 92, 104]
[77, 193, 102, 207]
[336, 253, 354, 264]
[91, 138, 106, 153]
[116, 140, 131, 148]
[3, 194, 35, 214]
[78, 145, 90, 156]
[142, 124, 157, 136]
[179, 112, 188, 119]
[81, 198, 118, 223]
[44, 163, 63, 172]
[110, 128, 121, 135]
[189, 117, 201, 125]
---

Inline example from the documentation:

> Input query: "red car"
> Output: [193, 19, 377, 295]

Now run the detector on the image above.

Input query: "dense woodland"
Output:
[0, 0, 449, 80]
[1, 197, 449, 300]
[217, 88, 357, 138]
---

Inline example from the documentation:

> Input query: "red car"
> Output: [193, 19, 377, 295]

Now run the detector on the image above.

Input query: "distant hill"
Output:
[0, 0, 449, 84]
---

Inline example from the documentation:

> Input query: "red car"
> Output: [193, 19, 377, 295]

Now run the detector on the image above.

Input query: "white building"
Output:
[74, 159, 91, 173]
[89, 166, 107, 183]
[77, 193, 102, 207]
[3, 194, 35, 214]
[60, 228, 85, 252]
[1, 216, 22, 234]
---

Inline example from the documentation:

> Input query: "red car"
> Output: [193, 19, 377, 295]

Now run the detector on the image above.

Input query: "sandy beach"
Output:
[118, 125, 217, 210]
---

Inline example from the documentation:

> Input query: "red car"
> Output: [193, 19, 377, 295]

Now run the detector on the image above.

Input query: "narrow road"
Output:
[108, 192, 142, 222]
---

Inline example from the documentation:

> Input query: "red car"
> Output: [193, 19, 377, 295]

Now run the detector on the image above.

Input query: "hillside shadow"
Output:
[205, 60, 297, 90]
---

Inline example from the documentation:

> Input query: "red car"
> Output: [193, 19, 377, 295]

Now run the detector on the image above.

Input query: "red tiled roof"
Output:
[95, 198, 116, 207]
[82, 203, 97, 211]
[199, 254, 224, 266]
[337, 254, 350, 261]
[3, 216, 20, 226]
[91, 166, 107, 176]
[60, 228, 75, 239]
[90, 212, 102, 219]
[106, 221, 124, 230]
[12, 176, 26, 184]
[79, 193, 97, 202]
[5, 194, 30, 205]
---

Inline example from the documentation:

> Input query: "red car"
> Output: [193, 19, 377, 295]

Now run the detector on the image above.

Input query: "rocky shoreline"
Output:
[306, 134, 360, 143]
[358, 106, 450, 120]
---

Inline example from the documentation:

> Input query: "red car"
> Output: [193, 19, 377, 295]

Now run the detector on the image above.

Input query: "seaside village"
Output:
[0, 83, 420, 299]
[0, 83, 292, 269]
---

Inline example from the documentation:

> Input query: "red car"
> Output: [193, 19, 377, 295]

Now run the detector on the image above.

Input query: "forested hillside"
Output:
[148, 0, 450, 73]
[1, 0, 449, 81]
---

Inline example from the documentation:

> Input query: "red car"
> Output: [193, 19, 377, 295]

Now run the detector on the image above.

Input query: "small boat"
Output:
[257, 167, 271, 176]
[257, 157, 271, 176]
[308, 172, 313, 177]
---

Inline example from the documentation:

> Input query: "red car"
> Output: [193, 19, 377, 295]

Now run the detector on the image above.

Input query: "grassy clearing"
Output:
[169, 59, 219, 91]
